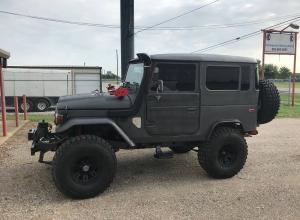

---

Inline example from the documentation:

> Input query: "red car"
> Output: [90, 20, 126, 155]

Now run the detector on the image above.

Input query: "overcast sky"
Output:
[0, 0, 300, 73]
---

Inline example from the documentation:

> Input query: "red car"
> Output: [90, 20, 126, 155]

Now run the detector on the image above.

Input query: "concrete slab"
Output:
[0, 120, 29, 145]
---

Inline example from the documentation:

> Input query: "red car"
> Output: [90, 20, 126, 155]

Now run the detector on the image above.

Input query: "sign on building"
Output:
[265, 32, 296, 54]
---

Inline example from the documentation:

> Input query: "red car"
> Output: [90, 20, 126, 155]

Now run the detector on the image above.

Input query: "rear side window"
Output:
[206, 66, 240, 90]
[241, 66, 250, 90]
[255, 66, 259, 89]
[156, 63, 196, 92]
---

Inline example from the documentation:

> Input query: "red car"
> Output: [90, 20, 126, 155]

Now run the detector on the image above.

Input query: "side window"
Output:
[155, 63, 196, 92]
[206, 66, 240, 90]
[241, 66, 250, 90]
[255, 65, 259, 89]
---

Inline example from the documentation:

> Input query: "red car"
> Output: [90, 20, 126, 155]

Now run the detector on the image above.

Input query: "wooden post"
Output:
[261, 30, 266, 80]
[292, 32, 298, 107]
[14, 96, 19, 127]
[0, 63, 7, 136]
[23, 95, 28, 120]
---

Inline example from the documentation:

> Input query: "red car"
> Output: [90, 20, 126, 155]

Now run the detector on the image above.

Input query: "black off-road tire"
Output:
[258, 80, 280, 124]
[169, 145, 192, 154]
[52, 135, 117, 199]
[198, 127, 248, 179]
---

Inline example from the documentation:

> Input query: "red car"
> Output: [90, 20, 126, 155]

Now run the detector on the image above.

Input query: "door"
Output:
[145, 62, 200, 136]
[75, 73, 100, 94]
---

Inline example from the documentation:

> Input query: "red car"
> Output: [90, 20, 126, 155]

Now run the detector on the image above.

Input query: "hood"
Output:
[56, 92, 133, 110]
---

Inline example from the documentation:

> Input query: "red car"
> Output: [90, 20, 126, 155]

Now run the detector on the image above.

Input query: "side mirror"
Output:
[157, 80, 164, 93]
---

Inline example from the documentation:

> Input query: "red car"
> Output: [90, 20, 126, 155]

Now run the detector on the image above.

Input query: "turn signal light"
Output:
[54, 113, 64, 125]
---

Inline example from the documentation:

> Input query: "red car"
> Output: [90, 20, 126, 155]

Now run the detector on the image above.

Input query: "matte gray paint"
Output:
[55, 118, 135, 147]
[57, 92, 132, 110]
[54, 53, 259, 148]
[151, 54, 257, 64]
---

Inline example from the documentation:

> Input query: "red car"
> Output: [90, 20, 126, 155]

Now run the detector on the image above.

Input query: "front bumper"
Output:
[28, 121, 60, 155]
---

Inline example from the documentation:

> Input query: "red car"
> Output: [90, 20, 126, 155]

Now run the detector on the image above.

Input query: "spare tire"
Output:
[257, 80, 280, 124]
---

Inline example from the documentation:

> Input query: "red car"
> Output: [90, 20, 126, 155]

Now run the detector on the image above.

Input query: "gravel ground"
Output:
[0, 119, 299, 220]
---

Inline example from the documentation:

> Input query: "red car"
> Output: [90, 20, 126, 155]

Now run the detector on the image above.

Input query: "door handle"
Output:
[154, 95, 162, 102]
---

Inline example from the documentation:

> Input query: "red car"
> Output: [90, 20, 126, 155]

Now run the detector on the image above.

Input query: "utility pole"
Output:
[116, 49, 119, 85]
[120, 0, 134, 80]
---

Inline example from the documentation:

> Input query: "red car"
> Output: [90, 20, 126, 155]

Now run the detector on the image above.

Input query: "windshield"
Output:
[125, 63, 144, 87]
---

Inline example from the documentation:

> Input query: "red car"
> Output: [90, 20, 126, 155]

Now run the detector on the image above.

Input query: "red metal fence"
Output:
[0, 63, 7, 136]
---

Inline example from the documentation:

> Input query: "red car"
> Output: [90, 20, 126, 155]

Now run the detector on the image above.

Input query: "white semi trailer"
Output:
[4, 66, 102, 112]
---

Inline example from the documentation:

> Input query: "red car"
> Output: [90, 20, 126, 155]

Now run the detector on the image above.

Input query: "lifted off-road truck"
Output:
[28, 53, 280, 199]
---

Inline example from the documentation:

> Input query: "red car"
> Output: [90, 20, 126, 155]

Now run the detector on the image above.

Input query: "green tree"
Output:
[278, 66, 292, 79]
[102, 74, 120, 80]
[264, 64, 279, 79]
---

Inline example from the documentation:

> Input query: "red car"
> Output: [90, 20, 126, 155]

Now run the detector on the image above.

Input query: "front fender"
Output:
[56, 118, 135, 147]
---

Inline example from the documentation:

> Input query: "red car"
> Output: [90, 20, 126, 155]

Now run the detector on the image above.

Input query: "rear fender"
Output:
[207, 120, 244, 140]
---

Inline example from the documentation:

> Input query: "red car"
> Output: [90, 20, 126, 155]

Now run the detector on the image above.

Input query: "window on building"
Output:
[206, 66, 240, 90]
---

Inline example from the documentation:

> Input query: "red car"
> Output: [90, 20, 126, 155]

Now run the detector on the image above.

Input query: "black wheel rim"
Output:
[71, 157, 99, 185]
[218, 145, 238, 168]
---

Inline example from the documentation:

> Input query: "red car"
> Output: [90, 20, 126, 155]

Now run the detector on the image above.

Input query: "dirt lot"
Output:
[0, 119, 299, 220]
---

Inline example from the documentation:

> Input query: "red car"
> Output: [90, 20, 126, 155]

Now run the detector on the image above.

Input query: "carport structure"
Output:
[0, 48, 10, 136]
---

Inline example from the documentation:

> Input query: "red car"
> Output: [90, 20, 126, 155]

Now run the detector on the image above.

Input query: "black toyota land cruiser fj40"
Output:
[28, 53, 280, 199]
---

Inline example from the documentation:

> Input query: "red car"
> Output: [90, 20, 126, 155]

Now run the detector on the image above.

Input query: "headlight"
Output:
[54, 112, 64, 125]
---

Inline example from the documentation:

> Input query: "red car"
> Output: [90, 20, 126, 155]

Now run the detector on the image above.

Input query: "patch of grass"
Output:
[1, 94, 300, 124]
[274, 81, 300, 89]
[27, 114, 54, 122]
[277, 93, 300, 118]
[3, 113, 54, 123]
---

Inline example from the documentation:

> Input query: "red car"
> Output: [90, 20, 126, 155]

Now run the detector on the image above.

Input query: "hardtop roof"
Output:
[150, 53, 257, 64]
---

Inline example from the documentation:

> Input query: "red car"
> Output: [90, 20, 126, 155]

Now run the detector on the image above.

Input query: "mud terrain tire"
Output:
[52, 135, 117, 199]
[198, 127, 248, 179]
[258, 80, 280, 124]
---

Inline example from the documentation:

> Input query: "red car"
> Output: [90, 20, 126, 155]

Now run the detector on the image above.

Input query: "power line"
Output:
[0, 10, 120, 28]
[143, 13, 300, 30]
[194, 33, 261, 53]
[1, 9, 300, 31]
[133, 0, 219, 35]
[191, 16, 300, 53]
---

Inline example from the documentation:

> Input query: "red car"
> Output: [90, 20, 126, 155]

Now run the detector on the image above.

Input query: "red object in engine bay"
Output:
[107, 84, 128, 98]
